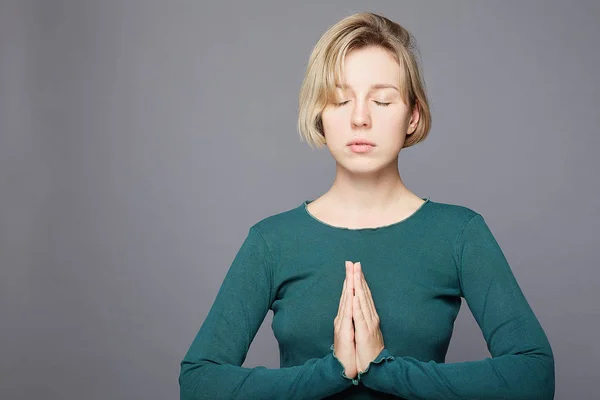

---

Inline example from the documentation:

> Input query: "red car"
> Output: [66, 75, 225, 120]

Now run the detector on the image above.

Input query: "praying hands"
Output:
[333, 260, 385, 379]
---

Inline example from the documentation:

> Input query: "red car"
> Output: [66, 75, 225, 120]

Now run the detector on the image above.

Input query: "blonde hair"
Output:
[297, 12, 431, 149]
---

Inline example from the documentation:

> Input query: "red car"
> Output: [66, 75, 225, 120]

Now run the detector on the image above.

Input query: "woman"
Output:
[179, 12, 555, 400]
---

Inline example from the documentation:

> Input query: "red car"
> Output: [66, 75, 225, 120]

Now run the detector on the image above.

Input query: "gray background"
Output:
[1, 1, 598, 399]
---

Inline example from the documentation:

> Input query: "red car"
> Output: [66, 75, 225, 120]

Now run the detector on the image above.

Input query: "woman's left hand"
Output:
[352, 261, 385, 373]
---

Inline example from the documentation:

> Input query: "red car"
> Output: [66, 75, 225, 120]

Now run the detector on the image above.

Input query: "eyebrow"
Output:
[335, 83, 399, 92]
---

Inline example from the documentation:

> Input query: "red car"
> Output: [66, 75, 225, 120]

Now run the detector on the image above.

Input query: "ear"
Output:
[407, 101, 420, 135]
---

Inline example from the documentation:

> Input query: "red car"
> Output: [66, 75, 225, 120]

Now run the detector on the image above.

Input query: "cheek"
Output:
[382, 117, 410, 145]
[377, 110, 405, 129]
[321, 112, 345, 136]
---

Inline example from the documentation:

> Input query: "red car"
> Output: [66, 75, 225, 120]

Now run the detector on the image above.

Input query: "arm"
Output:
[179, 226, 353, 400]
[359, 214, 555, 400]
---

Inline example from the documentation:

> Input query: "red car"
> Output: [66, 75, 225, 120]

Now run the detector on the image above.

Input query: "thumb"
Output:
[353, 294, 365, 322]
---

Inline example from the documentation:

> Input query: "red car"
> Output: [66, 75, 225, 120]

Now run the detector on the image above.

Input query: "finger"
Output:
[356, 262, 379, 322]
[346, 260, 354, 294]
[363, 273, 379, 322]
[352, 295, 369, 342]
[345, 271, 353, 320]
[354, 262, 372, 331]
[356, 262, 375, 318]
[340, 262, 352, 324]
[337, 277, 347, 318]
[336, 264, 350, 327]
[352, 291, 365, 324]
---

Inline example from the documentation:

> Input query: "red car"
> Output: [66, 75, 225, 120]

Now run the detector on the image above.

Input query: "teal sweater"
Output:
[179, 197, 555, 399]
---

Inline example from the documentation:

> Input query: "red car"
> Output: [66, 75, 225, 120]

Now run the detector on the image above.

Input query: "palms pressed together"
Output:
[333, 261, 385, 379]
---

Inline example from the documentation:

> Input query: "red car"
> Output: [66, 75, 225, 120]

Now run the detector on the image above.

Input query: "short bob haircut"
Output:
[298, 12, 431, 149]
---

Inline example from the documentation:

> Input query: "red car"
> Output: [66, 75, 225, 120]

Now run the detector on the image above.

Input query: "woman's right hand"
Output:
[333, 261, 357, 379]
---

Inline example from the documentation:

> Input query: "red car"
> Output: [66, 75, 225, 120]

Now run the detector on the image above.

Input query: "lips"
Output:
[348, 143, 375, 153]
[347, 139, 375, 146]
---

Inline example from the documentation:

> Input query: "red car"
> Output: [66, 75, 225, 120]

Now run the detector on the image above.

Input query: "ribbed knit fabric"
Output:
[179, 197, 554, 399]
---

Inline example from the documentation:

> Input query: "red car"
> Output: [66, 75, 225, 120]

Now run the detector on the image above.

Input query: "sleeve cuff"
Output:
[356, 347, 395, 382]
[329, 344, 360, 386]
[328, 345, 396, 385]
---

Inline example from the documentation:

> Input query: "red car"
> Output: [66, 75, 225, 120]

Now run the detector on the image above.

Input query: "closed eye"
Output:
[335, 100, 391, 107]
[335, 101, 350, 107]
[374, 101, 391, 106]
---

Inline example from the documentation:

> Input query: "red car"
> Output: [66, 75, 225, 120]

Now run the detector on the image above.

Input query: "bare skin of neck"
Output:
[306, 177, 426, 230]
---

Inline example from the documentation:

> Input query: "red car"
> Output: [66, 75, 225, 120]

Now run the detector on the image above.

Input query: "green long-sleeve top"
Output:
[179, 197, 555, 399]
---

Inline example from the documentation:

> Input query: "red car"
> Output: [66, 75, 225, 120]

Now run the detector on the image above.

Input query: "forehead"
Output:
[335, 47, 401, 89]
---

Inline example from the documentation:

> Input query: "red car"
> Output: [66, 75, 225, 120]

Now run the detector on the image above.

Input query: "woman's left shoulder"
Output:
[425, 197, 484, 229]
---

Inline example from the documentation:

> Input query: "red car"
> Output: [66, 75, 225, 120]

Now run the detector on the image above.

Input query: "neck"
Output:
[324, 159, 411, 213]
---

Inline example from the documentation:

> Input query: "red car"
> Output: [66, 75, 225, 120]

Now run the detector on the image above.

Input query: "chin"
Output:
[336, 158, 384, 174]
[340, 153, 400, 172]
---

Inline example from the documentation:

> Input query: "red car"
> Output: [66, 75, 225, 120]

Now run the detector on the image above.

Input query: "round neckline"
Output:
[301, 197, 431, 232]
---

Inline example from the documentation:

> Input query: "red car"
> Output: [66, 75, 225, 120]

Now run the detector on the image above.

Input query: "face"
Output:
[321, 46, 419, 173]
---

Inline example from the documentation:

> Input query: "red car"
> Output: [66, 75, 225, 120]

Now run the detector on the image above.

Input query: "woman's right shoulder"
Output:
[249, 201, 307, 241]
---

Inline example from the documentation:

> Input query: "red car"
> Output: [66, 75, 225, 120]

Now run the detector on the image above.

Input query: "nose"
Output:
[351, 100, 371, 129]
